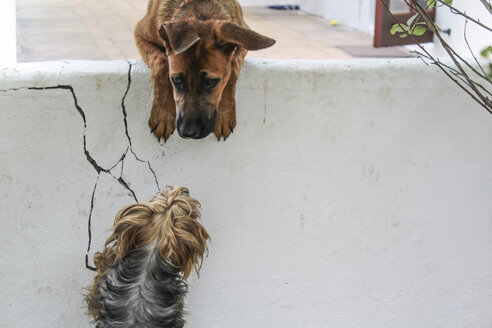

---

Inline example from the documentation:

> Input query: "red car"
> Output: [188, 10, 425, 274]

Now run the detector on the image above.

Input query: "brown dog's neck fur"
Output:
[156, 0, 245, 27]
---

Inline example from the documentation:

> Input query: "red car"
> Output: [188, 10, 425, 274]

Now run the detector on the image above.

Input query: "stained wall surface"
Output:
[0, 59, 491, 327]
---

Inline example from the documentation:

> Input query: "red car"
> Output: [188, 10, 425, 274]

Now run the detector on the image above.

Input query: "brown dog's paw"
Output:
[149, 106, 175, 141]
[149, 118, 175, 141]
[214, 110, 236, 141]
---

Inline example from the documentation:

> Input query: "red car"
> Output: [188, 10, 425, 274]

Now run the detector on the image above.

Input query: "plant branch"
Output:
[479, 0, 492, 15]
[409, 1, 491, 111]
[436, 0, 492, 32]
[464, 19, 488, 79]
[379, 0, 492, 114]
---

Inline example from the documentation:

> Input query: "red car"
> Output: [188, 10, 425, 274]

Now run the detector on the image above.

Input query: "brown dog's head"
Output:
[159, 20, 275, 139]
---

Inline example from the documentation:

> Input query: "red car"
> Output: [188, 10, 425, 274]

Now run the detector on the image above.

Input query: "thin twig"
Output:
[435, 57, 492, 99]
[464, 19, 488, 79]
[436, 0, 492, 32]
[379, 0, 492, 114]
[410, 1, 492, 110]
[479, 0, 492, 15]
[431, 60, 489, 109]
[407, 0, 489, 80]
[434, 57, 492, 96]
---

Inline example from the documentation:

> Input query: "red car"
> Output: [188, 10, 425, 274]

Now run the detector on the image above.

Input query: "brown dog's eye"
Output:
[171, 75, 184, 88]
[204, 78, 220, 89]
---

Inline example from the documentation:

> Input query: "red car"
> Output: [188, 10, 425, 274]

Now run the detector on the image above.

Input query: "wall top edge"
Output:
[2, 57, 476, 91]
[0, 57, 426, 76]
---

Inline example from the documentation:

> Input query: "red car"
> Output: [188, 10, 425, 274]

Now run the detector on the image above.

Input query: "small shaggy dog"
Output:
[85, 187, 210, 328]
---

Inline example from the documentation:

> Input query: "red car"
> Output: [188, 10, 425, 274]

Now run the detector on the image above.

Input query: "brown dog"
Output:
[134, 0, 275, 140]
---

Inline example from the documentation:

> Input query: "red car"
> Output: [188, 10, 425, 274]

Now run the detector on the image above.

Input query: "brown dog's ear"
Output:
[215, 22, 275, 51]
[159, 22, 200, 55]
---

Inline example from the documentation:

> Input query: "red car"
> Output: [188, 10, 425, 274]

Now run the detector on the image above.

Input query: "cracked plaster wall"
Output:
[0, 59, 491, 327]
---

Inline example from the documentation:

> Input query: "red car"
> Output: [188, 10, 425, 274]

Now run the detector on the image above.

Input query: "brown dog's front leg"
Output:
[135, 36, 176, 141]
[215, 51, 245, 140]
[215, 83, 237, 140]
[149, 61, 176, 141]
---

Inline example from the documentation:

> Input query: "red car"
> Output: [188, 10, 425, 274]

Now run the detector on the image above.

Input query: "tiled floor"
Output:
[16, 0, 412, 62]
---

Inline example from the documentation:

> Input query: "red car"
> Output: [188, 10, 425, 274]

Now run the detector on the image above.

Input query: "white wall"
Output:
[239, 0, 376, 34]
[433, 0, 492, 56]
[0, 0, 16, 66]
[0, 59, 491, 327]
[240, 0, 375, 34]
[301, 0, 376, 34]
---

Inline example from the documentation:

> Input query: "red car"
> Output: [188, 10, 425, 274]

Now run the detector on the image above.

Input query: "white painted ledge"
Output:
[0, 59, 491, 327]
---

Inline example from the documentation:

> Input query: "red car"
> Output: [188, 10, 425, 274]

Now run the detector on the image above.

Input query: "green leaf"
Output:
[442, 0, 453, 5]
[488, 63, 492, 82]
[480, 46, 492, 58]
[406, 14, 418, 26]
[390, 24, 404, 35]
[400, 33, 408, 38]
[427, 0, 436, 7]
[413, 25, 427, 36]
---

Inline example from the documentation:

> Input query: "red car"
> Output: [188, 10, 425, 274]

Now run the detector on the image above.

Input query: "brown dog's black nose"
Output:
[176, 111, 216, 139]
[177, 116, 204, 139]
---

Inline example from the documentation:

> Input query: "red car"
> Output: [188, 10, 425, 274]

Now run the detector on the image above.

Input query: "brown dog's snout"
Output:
[176, 110, 217, 139]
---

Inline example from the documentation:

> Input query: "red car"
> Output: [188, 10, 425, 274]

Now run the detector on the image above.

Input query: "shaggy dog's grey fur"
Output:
[95, 243, 187, 328]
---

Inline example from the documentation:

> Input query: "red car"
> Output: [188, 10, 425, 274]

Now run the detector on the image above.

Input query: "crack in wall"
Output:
[1, 84, 138, 270]
[25, 86, 137, 199]
[110, 147, 129, 173]
[85, 173, 100, 271]
[1, 85, 120, 176]
[122, 61, 161, 191]
[1, 69, 163, 270]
